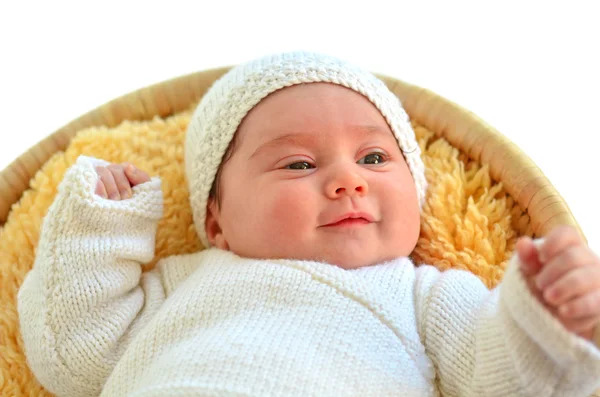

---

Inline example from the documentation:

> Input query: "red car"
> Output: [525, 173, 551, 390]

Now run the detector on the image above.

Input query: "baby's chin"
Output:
[286, 248, 406, 270]
[324, 253, 403, 269]
[306, 240, 414, 269]
[231, 247, 401, 269]
[227, 238, 414, 269]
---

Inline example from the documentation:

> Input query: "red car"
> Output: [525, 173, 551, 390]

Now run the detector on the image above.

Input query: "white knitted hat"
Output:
[185, 51, 427, 248]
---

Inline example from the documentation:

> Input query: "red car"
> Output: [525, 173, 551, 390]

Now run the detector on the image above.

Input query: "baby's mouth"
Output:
[324, 218, 372, 227]
[320, 212, 375, 228]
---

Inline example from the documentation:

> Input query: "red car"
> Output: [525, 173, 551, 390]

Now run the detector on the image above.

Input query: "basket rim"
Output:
[0, 66, 584, 242]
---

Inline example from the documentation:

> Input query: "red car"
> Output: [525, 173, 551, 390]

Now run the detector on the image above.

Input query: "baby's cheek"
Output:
[377, 179, 420, 242]
[265, 187, 314, 236]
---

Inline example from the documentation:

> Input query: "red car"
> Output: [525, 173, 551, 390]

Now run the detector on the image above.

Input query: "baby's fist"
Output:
[95, 163, 150, 200]
[517, 225, 600, 340]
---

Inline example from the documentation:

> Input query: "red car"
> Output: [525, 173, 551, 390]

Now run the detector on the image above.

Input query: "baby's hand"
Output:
[94, 163, 150, 200]
[517, 225, 600, 340]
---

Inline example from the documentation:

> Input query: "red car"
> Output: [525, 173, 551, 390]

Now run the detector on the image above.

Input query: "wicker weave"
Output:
[0, 67, 597, 396]
[0, 67, 584, 242]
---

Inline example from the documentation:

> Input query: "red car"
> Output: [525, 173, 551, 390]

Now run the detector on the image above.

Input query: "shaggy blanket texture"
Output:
[0, 107, 532, 396]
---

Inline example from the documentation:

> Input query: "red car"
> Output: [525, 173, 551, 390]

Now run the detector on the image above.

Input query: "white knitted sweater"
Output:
[17, 156, 600, 397]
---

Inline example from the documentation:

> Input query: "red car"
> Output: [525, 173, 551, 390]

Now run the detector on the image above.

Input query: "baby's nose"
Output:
[325, 171, 369, 198]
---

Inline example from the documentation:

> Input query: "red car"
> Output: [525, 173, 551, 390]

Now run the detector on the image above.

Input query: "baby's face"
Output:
[205, 82, 420, 269]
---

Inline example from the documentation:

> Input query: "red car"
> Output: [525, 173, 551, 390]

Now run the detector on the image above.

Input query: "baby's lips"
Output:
[321, 211, 375, 227]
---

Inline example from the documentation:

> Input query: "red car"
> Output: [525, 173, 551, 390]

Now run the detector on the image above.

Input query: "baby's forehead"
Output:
[260, 82, 368, 104]
[238, 84, 392, 132]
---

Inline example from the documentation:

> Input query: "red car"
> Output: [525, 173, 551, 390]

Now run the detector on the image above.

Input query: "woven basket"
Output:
[0, 67, 584, 240]
[1, 66, 596, 396]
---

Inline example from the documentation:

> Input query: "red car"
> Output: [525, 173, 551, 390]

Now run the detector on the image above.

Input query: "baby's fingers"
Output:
[538, 225, 583, 263]
[516, 236, 543, 277]
[123, 163, 150, 186]
[95, 180, 108, 198]
[544, 266, 600, 306]
[558, 290, 600, 319]
[95, 166, 120, 200]
[535, 246, 595, 290]
[107, 164, 132, 199]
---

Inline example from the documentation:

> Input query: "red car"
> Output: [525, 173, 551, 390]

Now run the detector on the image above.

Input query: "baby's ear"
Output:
[205, 199, 228, 250]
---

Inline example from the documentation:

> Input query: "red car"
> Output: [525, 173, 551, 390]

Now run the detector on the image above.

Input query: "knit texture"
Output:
[2, 110, 532, 396]
[16, 156, 600, 396]
[185, 52, 427, 248]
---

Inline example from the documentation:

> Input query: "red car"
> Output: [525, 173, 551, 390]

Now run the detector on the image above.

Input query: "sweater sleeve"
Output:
[17, 155, 166, 397]
[414, 253, 600, 397]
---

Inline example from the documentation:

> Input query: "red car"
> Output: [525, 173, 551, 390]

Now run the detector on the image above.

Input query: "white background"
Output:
[1, 1, 598, 248]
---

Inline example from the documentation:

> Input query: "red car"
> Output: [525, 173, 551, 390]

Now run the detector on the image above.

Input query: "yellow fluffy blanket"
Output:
[0, 108, 532, 396]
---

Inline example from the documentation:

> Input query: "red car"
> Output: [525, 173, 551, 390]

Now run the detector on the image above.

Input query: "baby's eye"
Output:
[285, 161, 314, 170]
[358, 153, 387, 165]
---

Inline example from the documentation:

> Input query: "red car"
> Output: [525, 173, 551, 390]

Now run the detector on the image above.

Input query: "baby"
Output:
[18, 52, 600, 397]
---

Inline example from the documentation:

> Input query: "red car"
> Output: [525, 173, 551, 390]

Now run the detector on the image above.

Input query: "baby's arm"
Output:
[415, 241, 600, 396]
[17, 156, 165, 397]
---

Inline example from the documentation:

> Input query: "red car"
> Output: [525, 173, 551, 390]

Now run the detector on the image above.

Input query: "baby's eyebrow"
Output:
[248, 133, 309, 160]
[248, 125, 390, 160]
